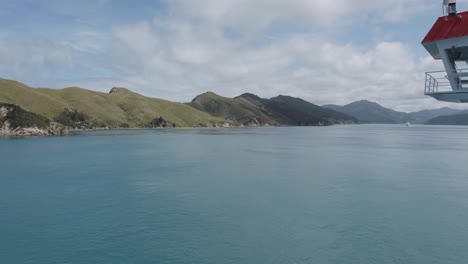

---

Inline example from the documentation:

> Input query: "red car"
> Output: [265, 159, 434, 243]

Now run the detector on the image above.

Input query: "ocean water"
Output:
[1, 125, 468, 264]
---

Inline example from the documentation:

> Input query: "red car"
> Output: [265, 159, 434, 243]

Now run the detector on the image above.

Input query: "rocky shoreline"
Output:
[0, 118, 255, 137]
[0, 104, 69, 137]
[0, 121, 69, 137]
[0, 101, 354, 137]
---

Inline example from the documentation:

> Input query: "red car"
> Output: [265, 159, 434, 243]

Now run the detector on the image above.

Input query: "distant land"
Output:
[190, 92, 356, 126]
[0, 79, 355, 136]
[323, 100, 468, 125]
[323, 100, 416, 124]
[3, 78, 468, 136]
[426, 113, 468, 125]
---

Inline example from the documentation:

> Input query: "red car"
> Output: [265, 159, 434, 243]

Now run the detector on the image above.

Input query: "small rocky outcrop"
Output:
[197, 121, 237, 128]
[146, 116, 177, 128]
[0, 104, 68, 136]
[0, 121, 68, 137]
[109, 87, 130, 94]
[48, 122, 69, 135]
[243, 117, 271, 127]
[0, 106, 8, 118]
[109, 87, 120, 94]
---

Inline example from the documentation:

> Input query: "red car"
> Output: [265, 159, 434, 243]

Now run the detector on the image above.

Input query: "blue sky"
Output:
[1, 0, 467, 111]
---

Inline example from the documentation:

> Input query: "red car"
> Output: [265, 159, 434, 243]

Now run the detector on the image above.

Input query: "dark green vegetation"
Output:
[264, 95, 357, 125]
[54, 109, 89, 128]
[0, 103, 50, 129]
[190, 92, 357, 126]
[147, 116, 176, 128]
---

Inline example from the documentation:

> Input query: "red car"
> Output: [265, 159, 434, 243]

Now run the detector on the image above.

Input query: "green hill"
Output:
[0, 79, 222, 128]
[1, 78, 357, 130]
[189, 92, 279, 125]
[263, 95, 357, 125]
[190, 92, 357, 126]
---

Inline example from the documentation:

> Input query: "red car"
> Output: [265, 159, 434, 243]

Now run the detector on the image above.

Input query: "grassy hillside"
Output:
[1, 78, 355, 129]
[264, 95, 357, 125]
[0, 79, 222, 127]
[190, 92, 279, 125]
[190, 92, 356, 126]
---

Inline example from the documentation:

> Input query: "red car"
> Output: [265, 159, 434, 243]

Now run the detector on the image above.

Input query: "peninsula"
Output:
[0, 79, 356, 136]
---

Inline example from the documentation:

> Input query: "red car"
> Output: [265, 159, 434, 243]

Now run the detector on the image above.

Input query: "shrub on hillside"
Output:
[54, 109, 89, 128]
[147, 116, 176, 128]
[1, 103, 50, 129]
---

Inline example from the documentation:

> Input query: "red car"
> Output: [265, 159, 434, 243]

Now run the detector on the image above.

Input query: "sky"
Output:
[1, 0, 468, 112]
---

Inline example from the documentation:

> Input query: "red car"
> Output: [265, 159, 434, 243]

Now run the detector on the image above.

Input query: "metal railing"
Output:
[425, 70, 451, 94]
[425, 68, 468, 94]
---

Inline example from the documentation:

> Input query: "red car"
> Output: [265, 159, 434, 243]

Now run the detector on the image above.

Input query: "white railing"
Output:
[425, 68, 468, 94]
[425, 70, 450, 94]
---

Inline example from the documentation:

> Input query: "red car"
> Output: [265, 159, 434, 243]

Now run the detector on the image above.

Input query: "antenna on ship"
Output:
[443, 0, 457, 16]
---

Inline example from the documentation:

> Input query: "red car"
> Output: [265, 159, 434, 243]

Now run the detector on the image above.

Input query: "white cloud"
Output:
[167, 0, 433, 32]
[98, 17, 450, 112]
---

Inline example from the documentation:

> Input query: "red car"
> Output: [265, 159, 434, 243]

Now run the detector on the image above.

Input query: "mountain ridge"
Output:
[190, 91, 357, 126]
[0, 79, 356, 135]
[323, 100, 467, 124]
[5, 78, 468, 132]
[323, 100, 416, 124]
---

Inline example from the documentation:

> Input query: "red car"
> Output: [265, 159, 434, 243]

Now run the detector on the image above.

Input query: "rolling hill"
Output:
[409, 107, 466, 124]
[190, 92, 357, 126]
[323, 100, 468, 124]
[189, 92, 277, 125]
[0, 78, 357, 132]
[0, 79, 222, 128]
[323, 100, 416, 124]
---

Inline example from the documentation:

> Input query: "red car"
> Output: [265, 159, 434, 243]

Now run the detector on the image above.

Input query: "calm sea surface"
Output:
[2, 125, 468, 264]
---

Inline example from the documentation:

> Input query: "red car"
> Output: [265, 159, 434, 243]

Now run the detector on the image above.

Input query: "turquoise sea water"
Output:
[2, 125, 468, 264]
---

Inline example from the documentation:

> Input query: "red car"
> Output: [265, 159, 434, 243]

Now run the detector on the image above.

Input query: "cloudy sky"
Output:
[1, 0, 468, 111]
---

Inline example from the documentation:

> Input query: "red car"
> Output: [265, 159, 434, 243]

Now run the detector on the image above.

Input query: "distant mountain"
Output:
[409, 107, 463, 123]
[261, 95, 357, 126]
[426, 113, 468, 125]
[323, 100, 415, 124]
[190, 92, 357, 126]
[323, 100, 468, 124]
